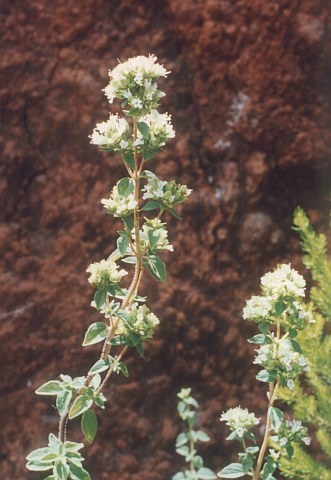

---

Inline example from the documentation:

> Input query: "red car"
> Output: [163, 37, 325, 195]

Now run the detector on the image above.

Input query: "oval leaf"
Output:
[117, 177, 134, 197]
[69, 462, 91, 480]
[56, 390, 72, 416]
[69, 395, 93, 419]
[217, 463, 246, 478]
[83, 323, 108, 346]
[81, 410, 98, 443]
[198, 467, 217, 479]
[36, 380, 63, 396]
[88, 359, 110, 375]
[145, 255, 166, 283]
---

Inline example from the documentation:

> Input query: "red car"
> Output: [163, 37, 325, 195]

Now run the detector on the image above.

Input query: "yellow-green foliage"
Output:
[278, 208, 331, 479]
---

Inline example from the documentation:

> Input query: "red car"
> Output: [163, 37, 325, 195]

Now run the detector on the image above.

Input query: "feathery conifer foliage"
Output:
[278, 208, 331, 480]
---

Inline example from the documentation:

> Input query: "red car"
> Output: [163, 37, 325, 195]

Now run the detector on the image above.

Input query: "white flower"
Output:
[132, 98, 143, 109]
[90, 114, 129, 149]
[139, 110, 175, 147]
[220, 407, 260, 437]
[261, 264, 306, 298]
[87, 259, 127, 288]
[243, 295, 273, 321]
[142, 218, 174, 252]
[101, 185, 137, 218]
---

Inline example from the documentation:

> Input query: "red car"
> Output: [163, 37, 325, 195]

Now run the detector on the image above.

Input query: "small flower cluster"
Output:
[243, 295, 274, 322]
[271, 419, 310, 448]
[220, 407, 260, 438]
[101, 184, 137, 217]
[261, 264, 306, 299]
[90, 114, 129, 150]
[104, 54, 168, 114]
[254, 338, 309, 389]
[139, 110, 175, 147]
[87, 259, 127, 289]
[123, 303, 159, 340]
[142, 218, 174, 252]
[143, 172, 192, 208]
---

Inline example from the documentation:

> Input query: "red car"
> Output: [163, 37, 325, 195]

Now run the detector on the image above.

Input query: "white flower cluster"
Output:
[87, 259, 127, 289]
[254, 338, 309, 389]
[142, 218, 174, 252]
[143, 172, 192, 208]
[139, 110, 175, 147]
[90, 114, 129, 149]
[121, 303, 159, 340]
[220, 407, 260, 438]
[243, 295, 273, 321]
[261, 264, 306, 298]
[101, 185, 137, 217]
[104, 55, 168, 113]
[271, 419, 310, 447]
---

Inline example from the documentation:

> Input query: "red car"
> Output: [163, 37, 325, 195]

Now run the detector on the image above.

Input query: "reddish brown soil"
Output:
[1, 1, 330, 479]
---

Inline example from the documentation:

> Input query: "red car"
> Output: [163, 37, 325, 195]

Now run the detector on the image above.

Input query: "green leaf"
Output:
[121, 256, 137, 264]
[43, 476, 56, 480]
[196, 431, 210, 442]
[26, 460, 53, 471]
[118, 362, 129, 377]
[94, 290, 106, 309]
[123, 216, 134, 230]
[256, 370, 277, 383]
[258, 322, 269, 334]
[141, 200, 161, 211]
[176, 445, 189, 457]
[69, 462, 91, 480]
[137, 121, 149, 139]
[275, 301, 286, 317]
[26, 447, 52, 461]
[168, 207, 182, 220]
[117, 235, 129, 256]
[148, 229, 160, 250]
[88, 359, 110, 374]
[217, 463, 246, 478]
[56, 390, 72, 416]
[290, 339, 303, 353]
[94, 392, 106, 409]
[242, 456, 253, 473]
[123, 153, 135, 170]
[82, 322, 108, 346]
[176, 432, 189, 447]
[246, 446, 259, 454]
[145, 254, 166, 283]
[36, 380, 63, 396]
[286, 444, 294, 458]
[49, 433, 61, 451]
[55, 461, 70, 480]
[269, 406, 283, 432]
[109, 335, 126, 346]
[81, 410, 98, 443]
[63, 441, 84, 452]
[248, 334, 272, 345]
[172, 473, 187, 480]
[117, 177, 134, 197]
[197, 467, 217, 479]
[69, 395, 93, 419]
[133, 340, 145, 357]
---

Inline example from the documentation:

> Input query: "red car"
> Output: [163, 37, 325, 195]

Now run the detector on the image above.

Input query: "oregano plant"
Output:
[173, 388, 217, 480]
[26, 54, 191, 480]
[218, 264, 312, 479]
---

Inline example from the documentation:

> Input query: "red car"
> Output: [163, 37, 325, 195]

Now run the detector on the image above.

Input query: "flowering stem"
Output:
[254, 321, 282, 479]
[58, 117, 146, 444]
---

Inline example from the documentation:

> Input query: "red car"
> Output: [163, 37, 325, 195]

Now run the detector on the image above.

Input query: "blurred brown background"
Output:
[1, 0, 330, 479]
